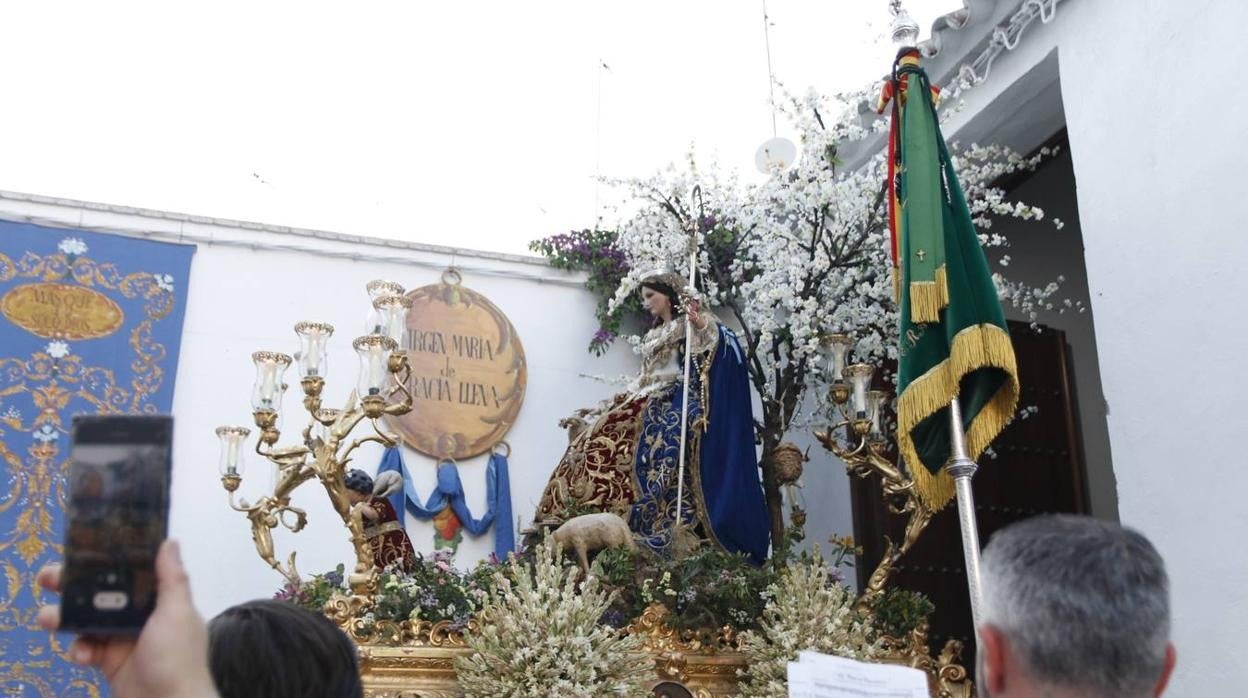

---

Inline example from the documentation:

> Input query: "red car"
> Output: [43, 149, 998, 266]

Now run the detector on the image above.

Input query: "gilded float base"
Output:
[357, 644, 747, 698]
[356, 633, 972, 697]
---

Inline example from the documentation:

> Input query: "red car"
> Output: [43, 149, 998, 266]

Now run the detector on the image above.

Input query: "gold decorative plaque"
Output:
[0, 282, 124, 340]
[387, 270, 526, 459]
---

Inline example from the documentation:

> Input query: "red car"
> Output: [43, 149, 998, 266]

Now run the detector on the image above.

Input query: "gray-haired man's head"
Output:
[977, 514, 1176, 698]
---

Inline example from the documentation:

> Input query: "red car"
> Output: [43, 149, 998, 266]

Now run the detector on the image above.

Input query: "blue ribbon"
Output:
[376, 447, 515, 559]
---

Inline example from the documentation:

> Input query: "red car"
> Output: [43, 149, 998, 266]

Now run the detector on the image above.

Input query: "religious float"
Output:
[214, 12, 1066, 693]
[215, 271, 975, 697]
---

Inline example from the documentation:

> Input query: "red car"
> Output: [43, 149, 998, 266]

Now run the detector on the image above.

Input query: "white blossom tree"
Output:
[544, 86, 1071, 547]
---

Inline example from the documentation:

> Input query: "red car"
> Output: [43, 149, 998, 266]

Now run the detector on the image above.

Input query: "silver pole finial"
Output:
[889, 0, 921, 48]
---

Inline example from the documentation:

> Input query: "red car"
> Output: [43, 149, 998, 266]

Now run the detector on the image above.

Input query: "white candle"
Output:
[216, 426, 250, 477]
[368, 348, 385, 395]
[259, 366, 276, 405]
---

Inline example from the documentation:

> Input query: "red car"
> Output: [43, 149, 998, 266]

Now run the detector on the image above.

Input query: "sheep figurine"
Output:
[551, 512, 637, 575]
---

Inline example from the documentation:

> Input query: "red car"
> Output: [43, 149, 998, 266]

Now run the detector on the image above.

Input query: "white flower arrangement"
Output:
[455, 538, 653, 697]
[737, 550, 883, 698]
[155, 274, 175, 292]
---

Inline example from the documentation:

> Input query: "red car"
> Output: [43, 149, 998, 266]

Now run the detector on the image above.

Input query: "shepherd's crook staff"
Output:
[673, 186, 704, 531]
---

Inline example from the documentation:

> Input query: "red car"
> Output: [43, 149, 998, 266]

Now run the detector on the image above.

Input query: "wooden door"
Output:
[850, 321, 1090, 666]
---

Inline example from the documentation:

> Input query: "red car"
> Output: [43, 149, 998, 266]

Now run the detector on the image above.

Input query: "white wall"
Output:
[987, 147, 1118, 520]
[935, 0, 1248, 690]
[1058, 0, 1248, 689]
[785, 393, 859, 586]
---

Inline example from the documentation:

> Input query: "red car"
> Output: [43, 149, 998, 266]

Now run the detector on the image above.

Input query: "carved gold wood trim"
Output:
[354, 619, 973, 697]
[357, 643, 751, 698]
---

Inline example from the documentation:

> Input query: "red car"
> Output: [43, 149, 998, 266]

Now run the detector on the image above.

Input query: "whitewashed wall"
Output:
[1060, 0, 1248, 690]
[935, 0, 1248, 691]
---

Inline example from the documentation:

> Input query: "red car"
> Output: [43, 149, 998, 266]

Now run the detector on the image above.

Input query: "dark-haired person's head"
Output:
[640, 280, 684, 327]
[343, 469, 373, 495]
[978, 514, 1176, 698]
[208, 599, 362, 698]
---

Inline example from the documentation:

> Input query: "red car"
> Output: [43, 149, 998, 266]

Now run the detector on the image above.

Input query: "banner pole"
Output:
[946, 397, 985, 629]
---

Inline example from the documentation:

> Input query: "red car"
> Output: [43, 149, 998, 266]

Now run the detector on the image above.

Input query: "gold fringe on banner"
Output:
[907, 265, 949, 324]
[896, 323, 1019, 509]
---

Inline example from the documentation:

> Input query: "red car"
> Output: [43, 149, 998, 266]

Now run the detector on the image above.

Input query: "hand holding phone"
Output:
[61, 415, 174, 633]
[37, 540, 219, 698]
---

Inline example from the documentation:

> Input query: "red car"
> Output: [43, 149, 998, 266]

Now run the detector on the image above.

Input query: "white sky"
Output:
[0, 1, 956, 254]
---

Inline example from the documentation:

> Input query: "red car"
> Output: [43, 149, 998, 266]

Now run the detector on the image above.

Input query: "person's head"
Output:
[343, 469, 373, 504]
[640, 280, 681, 324]
[208, 599, 362, 698]
[978, 515, 1176, 698]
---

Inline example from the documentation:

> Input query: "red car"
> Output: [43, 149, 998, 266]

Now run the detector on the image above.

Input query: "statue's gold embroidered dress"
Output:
[536, 312, 770, 563]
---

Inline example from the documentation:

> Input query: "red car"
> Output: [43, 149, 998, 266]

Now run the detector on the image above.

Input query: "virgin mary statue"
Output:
[535, 270, 770, 564]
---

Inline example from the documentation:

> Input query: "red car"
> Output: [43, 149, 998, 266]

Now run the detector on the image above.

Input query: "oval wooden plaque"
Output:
[386, 274, 526, 459]
[0, 282, 124, 340]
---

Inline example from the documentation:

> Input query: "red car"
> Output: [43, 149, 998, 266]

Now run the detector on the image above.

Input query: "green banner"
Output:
[890, 55, 1019, 509]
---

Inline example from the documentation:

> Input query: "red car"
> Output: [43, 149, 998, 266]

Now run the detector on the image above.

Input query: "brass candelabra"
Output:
[812, 333, 933, 609]
[215, 280, 414, 596]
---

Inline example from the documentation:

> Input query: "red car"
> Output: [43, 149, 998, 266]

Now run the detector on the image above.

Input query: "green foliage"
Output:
[871, 588, 936, 639]
[591, 545, 637, 589]
[593, 546, 774, 634]
[273, 563, 346, 614]
[276, 553, 501, 632]
[372, 553, 481, 629]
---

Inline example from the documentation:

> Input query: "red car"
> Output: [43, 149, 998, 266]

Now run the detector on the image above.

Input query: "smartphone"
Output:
[60, 414, 173, 634]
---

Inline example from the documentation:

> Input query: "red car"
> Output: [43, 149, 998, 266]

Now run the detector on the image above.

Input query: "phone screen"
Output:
[61, 415, 173, 634]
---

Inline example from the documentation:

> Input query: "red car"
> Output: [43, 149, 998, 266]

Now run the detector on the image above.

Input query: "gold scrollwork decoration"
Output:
[624, 603, 738, 656]
[814, 428, 933, 610]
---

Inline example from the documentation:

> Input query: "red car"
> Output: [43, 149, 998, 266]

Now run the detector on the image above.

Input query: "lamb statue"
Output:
[551, 512, 637, 575]
[372, 469, 404, 497]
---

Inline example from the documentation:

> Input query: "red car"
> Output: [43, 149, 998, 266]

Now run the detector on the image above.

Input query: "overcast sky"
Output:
[0, 1, 955, 254]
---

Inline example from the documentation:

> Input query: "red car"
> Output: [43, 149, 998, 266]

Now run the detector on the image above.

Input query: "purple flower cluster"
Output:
[595, 246, 629, 275]
[598, 609, 627, 629]
[419, 588, 439, 610]
[273, 564, 347, 614]
[273, 583, 300, 603]
[533, 229, 628, 275]
[530, 228, 641, 355]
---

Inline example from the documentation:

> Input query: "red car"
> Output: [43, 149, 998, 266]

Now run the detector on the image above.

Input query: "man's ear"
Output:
[978, 624, 1008, 695]
[1153, 642, 1177, 696]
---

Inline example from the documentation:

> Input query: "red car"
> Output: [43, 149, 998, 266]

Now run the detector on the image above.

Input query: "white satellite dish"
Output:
[755, 136, 797, 173]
